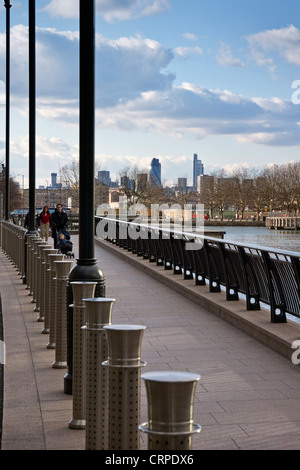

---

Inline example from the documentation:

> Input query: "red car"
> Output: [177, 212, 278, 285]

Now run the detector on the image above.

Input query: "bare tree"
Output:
[0, 162, 23, 214]
[229, 167, 253, 219]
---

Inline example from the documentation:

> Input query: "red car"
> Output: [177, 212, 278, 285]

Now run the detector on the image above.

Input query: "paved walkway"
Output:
[1, 235, 300, 450]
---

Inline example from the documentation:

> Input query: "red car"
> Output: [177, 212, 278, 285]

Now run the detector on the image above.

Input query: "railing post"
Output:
[82, 298, 115, 450]
[38, 244, 52, 326]
[48, 254, 66, 354]
[103, 324, 147, 450]
[42, 248, 59, 345]
[139, 371, 201, 450]
[52, 260, 74, 369]
[68, 281, 97, 429]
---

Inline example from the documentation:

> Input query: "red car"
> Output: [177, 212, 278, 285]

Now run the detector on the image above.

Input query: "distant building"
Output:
[193, 154, 204, 191]
[98, 170, 111, 187]
[197, 174, 212, 195]
[177, 177, 187, 190]
[50, 173, 62, 189]
[121, 175, 132, 190]
[137, 173, 148, 192]
[149, 158, 161, 187]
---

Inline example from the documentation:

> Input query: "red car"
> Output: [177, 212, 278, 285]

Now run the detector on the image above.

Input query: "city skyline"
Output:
[1, 1, 300, 189]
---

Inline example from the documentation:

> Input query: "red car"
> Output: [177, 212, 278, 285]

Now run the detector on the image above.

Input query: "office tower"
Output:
[50, 172, 62, 189]
[98, 170, 111, 186]
[149, 158, 161, 187]
[121, 175, 132, 190]
[137, 173, 148, 192]
[193, 154, 204, 191]
[51, 173, 57, 187]
[177, 177, 187, 190]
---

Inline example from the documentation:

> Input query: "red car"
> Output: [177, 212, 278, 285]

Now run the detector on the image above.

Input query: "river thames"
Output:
[206, 225, 300, 254]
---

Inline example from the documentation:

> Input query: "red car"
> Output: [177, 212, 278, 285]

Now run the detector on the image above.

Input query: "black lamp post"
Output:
[64, 0, 105, 394]
[4, 0, 11, 221]
[23, 0, 37, 285]
[27, 0, 36, 234]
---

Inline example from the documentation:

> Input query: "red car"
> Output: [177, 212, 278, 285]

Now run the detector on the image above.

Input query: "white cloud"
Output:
[174, 46, 203, 59]
[2, 25, 300, 150]
[94, 82, 300, 147]
[0, 27, 174, 108]
[44, 0, 170, 22]
[216, 42, 245, 68]
[182, 33, 198, 42]
[246, 25, 300, 68]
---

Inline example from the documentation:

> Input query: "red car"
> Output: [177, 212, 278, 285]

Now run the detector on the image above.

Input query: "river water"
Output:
[206, 225, 300, 254]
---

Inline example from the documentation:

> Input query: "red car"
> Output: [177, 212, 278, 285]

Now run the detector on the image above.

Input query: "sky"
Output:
[1, 0, 300, 188]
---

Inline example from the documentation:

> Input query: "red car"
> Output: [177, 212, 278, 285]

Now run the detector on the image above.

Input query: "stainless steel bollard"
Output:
[52, 260, 73, 369]
[139, 371, 201, 450]
[48, 255, 66, 358]
[68, 281, 97, 430]
[38, 245, 52, 326]
[25, 235, 38, 292]
[33, 240, 45, 303]
[35, 242, 50, 318]
[41, 245, 58, 349]
[82, 298, 115, 450]
[102, 324, 147, 450]
[30, 238, 43, 300]
[42, 249, 59, 347]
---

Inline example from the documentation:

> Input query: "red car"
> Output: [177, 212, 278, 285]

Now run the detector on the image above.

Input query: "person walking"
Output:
[50, 203, 69, 248]
[39, 205, 50, 241]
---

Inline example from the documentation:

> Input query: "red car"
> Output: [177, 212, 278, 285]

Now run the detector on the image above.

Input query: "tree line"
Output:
[4, 160, 300, 220]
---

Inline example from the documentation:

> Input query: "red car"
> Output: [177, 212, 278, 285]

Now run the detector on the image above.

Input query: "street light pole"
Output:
[65, 0, 105, 395]
[4, 0, 11, 221]
[28, 0, 36, 233]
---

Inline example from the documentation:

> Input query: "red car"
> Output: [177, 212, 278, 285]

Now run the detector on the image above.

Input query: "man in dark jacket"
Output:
[50, 204, 69, 248]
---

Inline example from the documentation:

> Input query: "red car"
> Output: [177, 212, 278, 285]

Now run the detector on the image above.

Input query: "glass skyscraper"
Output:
[150, 158, 161, 187]
[193, 154, 204, 191]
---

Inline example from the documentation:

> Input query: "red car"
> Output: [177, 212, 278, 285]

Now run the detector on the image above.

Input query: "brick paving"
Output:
[1, 234, 300, 450]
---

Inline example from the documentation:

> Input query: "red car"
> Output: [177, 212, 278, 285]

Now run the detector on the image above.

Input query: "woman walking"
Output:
[40, 205, 51, 241]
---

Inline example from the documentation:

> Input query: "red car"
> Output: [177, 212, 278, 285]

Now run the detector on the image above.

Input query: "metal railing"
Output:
[0, 220, 201, 450]
[95, 216, 300, 324]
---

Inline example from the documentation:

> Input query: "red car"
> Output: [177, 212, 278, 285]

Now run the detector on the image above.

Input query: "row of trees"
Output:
[117, 162, 300, 220]
[4, 159, 300, 219]
[200, 162, 300, 220]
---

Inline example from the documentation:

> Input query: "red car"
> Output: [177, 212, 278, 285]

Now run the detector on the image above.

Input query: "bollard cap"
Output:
[70, 281, 97, 306]
[140, 371, 201, 436]
[43, 249, 58, 263]
[48, 254, 65, 271]
[103, 324, 146, 367]
[54, 260, 73, 279]
[83, 298, 116, 329]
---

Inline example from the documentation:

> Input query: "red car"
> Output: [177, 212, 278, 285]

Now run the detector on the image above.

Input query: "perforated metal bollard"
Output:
[69, 281, 97, 430]
[52, 260, 73, 370]
[39, 245, 52, 328]
[35, 242, 51, 319]
[42, 248, 59, 345]
[25, 235, 38, 292]
[102, 324, 147, 450]
[48, 255, 66, 359]
[139, 371, 201, 450]
[82, 298, 115, 450]
[31, 238, 44, 303]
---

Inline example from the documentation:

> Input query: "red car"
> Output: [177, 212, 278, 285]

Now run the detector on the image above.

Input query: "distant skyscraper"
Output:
[50, 172, 62, 189]
[193, 154, 204, 191]
[177, 177, 187, 190]
[150, 158, 161, 187]
[98, 170, 111, 186]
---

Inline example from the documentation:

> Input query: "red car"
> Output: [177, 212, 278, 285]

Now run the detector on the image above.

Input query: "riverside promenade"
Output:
[1, 234, 300, 450]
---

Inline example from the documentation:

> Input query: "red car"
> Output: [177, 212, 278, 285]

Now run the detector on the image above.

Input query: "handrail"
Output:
[95, 216, 300, 324]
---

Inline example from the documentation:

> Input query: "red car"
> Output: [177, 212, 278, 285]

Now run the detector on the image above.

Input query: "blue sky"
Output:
[1, 0, 300, 188]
